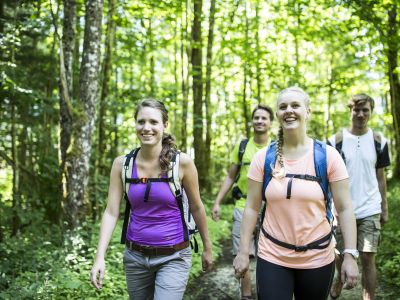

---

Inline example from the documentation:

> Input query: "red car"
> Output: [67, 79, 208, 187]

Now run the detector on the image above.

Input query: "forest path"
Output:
[184, 239, 392, 300]
[184, 239, 255, 300]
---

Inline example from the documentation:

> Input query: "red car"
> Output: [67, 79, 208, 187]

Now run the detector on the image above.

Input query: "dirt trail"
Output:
[184, 240, 256, 300]
[185, 240, 393, 300]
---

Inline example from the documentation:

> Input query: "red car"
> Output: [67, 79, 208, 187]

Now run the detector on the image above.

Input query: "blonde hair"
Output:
[277, 86, 310, 107]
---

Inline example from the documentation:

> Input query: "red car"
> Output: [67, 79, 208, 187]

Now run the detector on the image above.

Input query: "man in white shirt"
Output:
[328, 94, 390, 300]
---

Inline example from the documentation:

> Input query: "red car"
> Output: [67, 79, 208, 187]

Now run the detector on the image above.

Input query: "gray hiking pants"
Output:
[123, 247, 192, 300]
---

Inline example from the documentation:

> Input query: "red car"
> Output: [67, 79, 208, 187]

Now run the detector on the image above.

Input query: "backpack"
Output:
[232, 138, 249, 199]
[260, 140, 334, 252]
[329, 130, 383, 168]
[120, 148, 199, 252]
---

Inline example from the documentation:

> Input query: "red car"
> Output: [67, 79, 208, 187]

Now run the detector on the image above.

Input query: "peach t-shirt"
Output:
[248, 144, 348, 269]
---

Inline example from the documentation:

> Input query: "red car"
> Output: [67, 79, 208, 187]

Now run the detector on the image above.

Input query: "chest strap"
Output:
[261, 226, 332, 252]
[126, 177, 173, 202]
[283, 173, 320, 199]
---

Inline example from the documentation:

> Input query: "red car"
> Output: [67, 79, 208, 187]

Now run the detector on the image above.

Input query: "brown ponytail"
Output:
[160, 133, 177, 173]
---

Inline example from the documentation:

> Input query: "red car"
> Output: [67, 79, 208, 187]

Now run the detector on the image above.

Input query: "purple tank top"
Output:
[126, 160, 185, 246]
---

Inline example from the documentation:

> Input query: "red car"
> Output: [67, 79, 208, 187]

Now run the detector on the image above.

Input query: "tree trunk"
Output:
[59, 0, 76, 223]
[173, 23, 180, 140]
[93, 0, 116, 220]
[73, 8, 81, 100]
[148, 18, 156, 97]
[293, 1, 300, 84]
[325, 56, 335, 139]
[204, 0, 216, 191]
[255, 0, 261, 103]
[11, 99, 20, 236]
[0, 0, 4, 34]
[191, 0, 206, 186]
[64, 0, 103, 228]
[242, 3, 250, 138]
[387, 4, 400, 179]
[180, 0, 189, 152]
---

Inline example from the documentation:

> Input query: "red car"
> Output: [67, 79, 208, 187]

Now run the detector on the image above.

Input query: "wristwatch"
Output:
[343, 249, 359, 259]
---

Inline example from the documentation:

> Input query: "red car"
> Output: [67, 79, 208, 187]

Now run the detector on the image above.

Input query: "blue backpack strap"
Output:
[313, 140, 333, 222]
[262, 142, 277, 202]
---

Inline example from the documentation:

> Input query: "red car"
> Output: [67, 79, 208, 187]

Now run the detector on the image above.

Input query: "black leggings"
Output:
[256, 257, 335, 300]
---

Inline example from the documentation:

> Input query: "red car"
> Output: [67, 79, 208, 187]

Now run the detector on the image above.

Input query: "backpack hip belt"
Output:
[261, 226, 333, 252]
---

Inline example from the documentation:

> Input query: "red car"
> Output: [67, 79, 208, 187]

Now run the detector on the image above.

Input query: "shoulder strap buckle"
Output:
[139, 177, 148, 184]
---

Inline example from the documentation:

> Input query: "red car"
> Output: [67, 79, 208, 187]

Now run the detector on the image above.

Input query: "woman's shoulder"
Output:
[325, 144, 342, 161]
[177, 151, 193, 166]
[111, 155, 126, 172]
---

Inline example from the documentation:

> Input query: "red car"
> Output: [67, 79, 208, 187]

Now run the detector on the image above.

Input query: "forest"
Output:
[0, 0, 399, 299]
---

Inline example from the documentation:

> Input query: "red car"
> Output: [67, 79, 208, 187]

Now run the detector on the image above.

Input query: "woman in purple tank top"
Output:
[91, 99, 213, 299]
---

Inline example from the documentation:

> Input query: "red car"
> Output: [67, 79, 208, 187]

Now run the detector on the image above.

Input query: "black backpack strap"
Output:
[333, 130, 346, 163]
[285, 174, 320, 199]
[125, 177, 173, 202]
[373, 131, 383, 168]
[234, 138, 249, 182]
[121, 148, 139, 244]
[238, 138, 249, 164]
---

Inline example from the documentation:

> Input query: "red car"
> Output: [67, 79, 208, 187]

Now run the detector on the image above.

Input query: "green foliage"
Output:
[377, 181, 400, 291]
[189, 199, 233, 280]
[0, 199, 232, 299]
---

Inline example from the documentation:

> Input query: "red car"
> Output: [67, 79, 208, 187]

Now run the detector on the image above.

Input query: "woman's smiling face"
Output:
[276, 89, 310, 131]
[135, 106, 167, 146]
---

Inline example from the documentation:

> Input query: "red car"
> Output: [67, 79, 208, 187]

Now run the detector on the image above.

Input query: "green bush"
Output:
[0, 201, 233, 299]
[377, 181, 400, 291]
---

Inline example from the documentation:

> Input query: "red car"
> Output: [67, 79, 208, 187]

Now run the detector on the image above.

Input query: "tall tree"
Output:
[191, 0, 206, 186]
[204, 0, 216, 188]
[242, 2, 250, 138]
[93, 0, 116, 220]
[255, 0, 262, 103]
[11, 97, 20, 236]
[180, 0, 190, 152]
[59, 0, 76, 221]
[64, 0, 103, 228]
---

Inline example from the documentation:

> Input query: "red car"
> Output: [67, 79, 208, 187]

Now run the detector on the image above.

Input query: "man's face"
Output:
[252, 109, 272, 134]
[351, 101, 372, 130]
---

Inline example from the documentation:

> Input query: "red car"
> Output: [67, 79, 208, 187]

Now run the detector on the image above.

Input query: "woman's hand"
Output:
[90, 258, 105, 289]
[202, 248, 213, 272]
[341, 256, 359, 289]
[233, 252, 249, 279]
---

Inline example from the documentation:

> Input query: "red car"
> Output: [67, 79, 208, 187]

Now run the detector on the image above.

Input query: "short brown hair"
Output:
[252, 104, 274, 122]
[348, 94, 375, 111]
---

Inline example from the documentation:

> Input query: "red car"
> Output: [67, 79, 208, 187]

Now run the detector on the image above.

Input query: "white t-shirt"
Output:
[328, 128, 390, 219]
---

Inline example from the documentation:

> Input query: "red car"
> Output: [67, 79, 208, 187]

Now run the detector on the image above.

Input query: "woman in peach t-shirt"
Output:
[233, 87, 359, 300]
